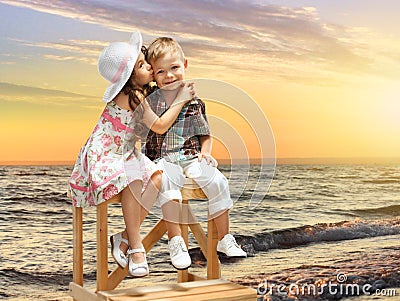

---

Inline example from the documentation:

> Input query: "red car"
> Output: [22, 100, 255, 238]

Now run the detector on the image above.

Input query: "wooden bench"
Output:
[69, 178, 257, 300]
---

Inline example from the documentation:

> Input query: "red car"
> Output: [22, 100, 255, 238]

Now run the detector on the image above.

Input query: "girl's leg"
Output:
[120, 172, 162, 254]
[139, 171, 162, 223]
[120, 180, 144, 264]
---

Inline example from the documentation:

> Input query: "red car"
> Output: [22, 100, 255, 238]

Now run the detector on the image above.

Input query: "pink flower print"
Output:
[114, 136, 122, 147]
[101, 134, 113, 147]
[93, 124, 100, 132]
[87, 192, 95, 206]
[100, 166, 108, 172]
[71, 171, 80, 179]
[82, 153, 88, 173]
[101, 157, 112, 163]
[103, 184, 118, 200]
[112, 116, 124, 132]
[102, 109, 109, 124]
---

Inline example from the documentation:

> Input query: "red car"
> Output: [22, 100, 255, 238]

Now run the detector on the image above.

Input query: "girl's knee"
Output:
[150, 171, 162, 190]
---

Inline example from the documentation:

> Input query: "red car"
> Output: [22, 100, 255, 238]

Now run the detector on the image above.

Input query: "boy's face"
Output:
[151, 52, 187, 88]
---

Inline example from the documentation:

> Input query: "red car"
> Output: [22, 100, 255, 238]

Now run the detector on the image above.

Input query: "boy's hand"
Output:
[198, 152, 218, 167]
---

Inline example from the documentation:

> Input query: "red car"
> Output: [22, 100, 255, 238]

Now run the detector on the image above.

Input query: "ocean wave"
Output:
[0, 268, 76, 298]
[12, 171, 50, 176]
[362, 179, 400, 184]
[234, 219, 400, 253]
[2, 192, 71, 205]
[186, 219, 400, 265]
[352, 205, 400, 217]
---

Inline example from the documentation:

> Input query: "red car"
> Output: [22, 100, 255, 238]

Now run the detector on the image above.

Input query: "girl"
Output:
[69, 30, 194, 277]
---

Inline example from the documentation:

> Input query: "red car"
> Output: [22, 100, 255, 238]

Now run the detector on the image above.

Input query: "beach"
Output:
[1, 163, 399, 300]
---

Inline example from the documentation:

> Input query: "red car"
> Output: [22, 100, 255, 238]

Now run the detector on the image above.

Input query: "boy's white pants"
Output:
[156, 157, 233, 215]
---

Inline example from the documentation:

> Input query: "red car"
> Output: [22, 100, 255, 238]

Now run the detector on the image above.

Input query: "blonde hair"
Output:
[146, 37, 185, 63]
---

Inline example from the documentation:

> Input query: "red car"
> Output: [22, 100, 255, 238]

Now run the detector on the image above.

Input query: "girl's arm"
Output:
[141, 83, 194, 134]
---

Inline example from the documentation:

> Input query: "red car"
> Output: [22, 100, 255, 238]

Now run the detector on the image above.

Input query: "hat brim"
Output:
[103, 30, 143, 103]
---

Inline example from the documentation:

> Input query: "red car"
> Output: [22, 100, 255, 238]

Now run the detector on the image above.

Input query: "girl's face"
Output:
[132, 52, 153, 87]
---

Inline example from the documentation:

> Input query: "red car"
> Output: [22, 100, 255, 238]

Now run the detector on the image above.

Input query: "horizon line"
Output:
[1, 156, 400, 166]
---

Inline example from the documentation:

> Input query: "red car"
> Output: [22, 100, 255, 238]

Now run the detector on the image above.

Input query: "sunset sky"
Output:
[1, 0, 400, 163]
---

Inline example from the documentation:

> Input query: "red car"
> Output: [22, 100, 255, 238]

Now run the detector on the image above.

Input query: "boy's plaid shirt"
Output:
[144, 94, 210, 162]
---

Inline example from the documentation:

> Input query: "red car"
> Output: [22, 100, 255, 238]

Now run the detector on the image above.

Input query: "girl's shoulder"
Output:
[112, 93, 132, 111]
[106, 101, 134, 118]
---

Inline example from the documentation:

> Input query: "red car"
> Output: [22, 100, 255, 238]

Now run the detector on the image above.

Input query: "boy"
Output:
[145, 37, 246, 270]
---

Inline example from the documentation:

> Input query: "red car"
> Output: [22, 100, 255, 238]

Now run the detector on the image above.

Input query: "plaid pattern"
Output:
[144, 92, 210, 162]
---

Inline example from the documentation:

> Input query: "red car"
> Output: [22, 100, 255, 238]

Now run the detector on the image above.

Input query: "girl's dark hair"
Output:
[120, 46, 155, 117]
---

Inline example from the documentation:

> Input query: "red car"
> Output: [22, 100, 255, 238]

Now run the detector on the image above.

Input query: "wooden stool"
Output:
[70, 179, 227, 300]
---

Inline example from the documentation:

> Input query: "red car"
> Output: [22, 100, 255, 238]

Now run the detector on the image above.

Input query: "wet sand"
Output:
[230, 246, 400, 300]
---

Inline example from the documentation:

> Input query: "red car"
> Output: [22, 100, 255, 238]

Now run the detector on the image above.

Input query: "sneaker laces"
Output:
[169, 240, 187, 258]
[225, 235, 240, 250]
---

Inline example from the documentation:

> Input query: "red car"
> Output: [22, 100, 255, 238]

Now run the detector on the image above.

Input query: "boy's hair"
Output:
[146, 37, 185, 63]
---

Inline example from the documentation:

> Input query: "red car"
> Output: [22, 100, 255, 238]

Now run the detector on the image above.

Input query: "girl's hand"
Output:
[175, 82, 195, 104]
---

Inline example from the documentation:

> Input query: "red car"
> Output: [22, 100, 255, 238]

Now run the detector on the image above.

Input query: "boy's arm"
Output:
[198, 135, 218, 167]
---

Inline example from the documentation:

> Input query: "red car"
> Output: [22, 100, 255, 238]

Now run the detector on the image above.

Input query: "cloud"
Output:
[10, 38, 106, 65]
[2, 0, 398, 84]
[0, 82, 100, 108]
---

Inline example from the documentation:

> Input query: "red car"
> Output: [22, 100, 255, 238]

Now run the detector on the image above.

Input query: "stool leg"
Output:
[178, 199, 190, 283]
[96, 201, 109, 291]
[72, 206, 83, 286]
[207, 218, 221, 279]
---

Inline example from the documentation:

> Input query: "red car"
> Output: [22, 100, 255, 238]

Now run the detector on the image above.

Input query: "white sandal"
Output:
[127, 245, 149, 277]
[110, 232, 129, 268]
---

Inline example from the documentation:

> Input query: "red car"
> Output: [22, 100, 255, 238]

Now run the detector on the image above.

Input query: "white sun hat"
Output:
[98, 30, 143, 103]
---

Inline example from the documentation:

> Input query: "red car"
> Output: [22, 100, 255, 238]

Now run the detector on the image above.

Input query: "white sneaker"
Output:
[217, 234, 247, 257]
[168, 236, 191, 270]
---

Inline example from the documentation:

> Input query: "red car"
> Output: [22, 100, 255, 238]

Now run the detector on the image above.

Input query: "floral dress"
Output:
[69, 101, 160, 207]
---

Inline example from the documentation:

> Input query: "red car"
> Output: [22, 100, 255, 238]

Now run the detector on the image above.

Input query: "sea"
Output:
[1, 163, 400, 301]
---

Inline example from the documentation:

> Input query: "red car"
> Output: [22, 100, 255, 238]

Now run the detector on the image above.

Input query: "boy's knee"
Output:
[211, 171, 229, 188]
